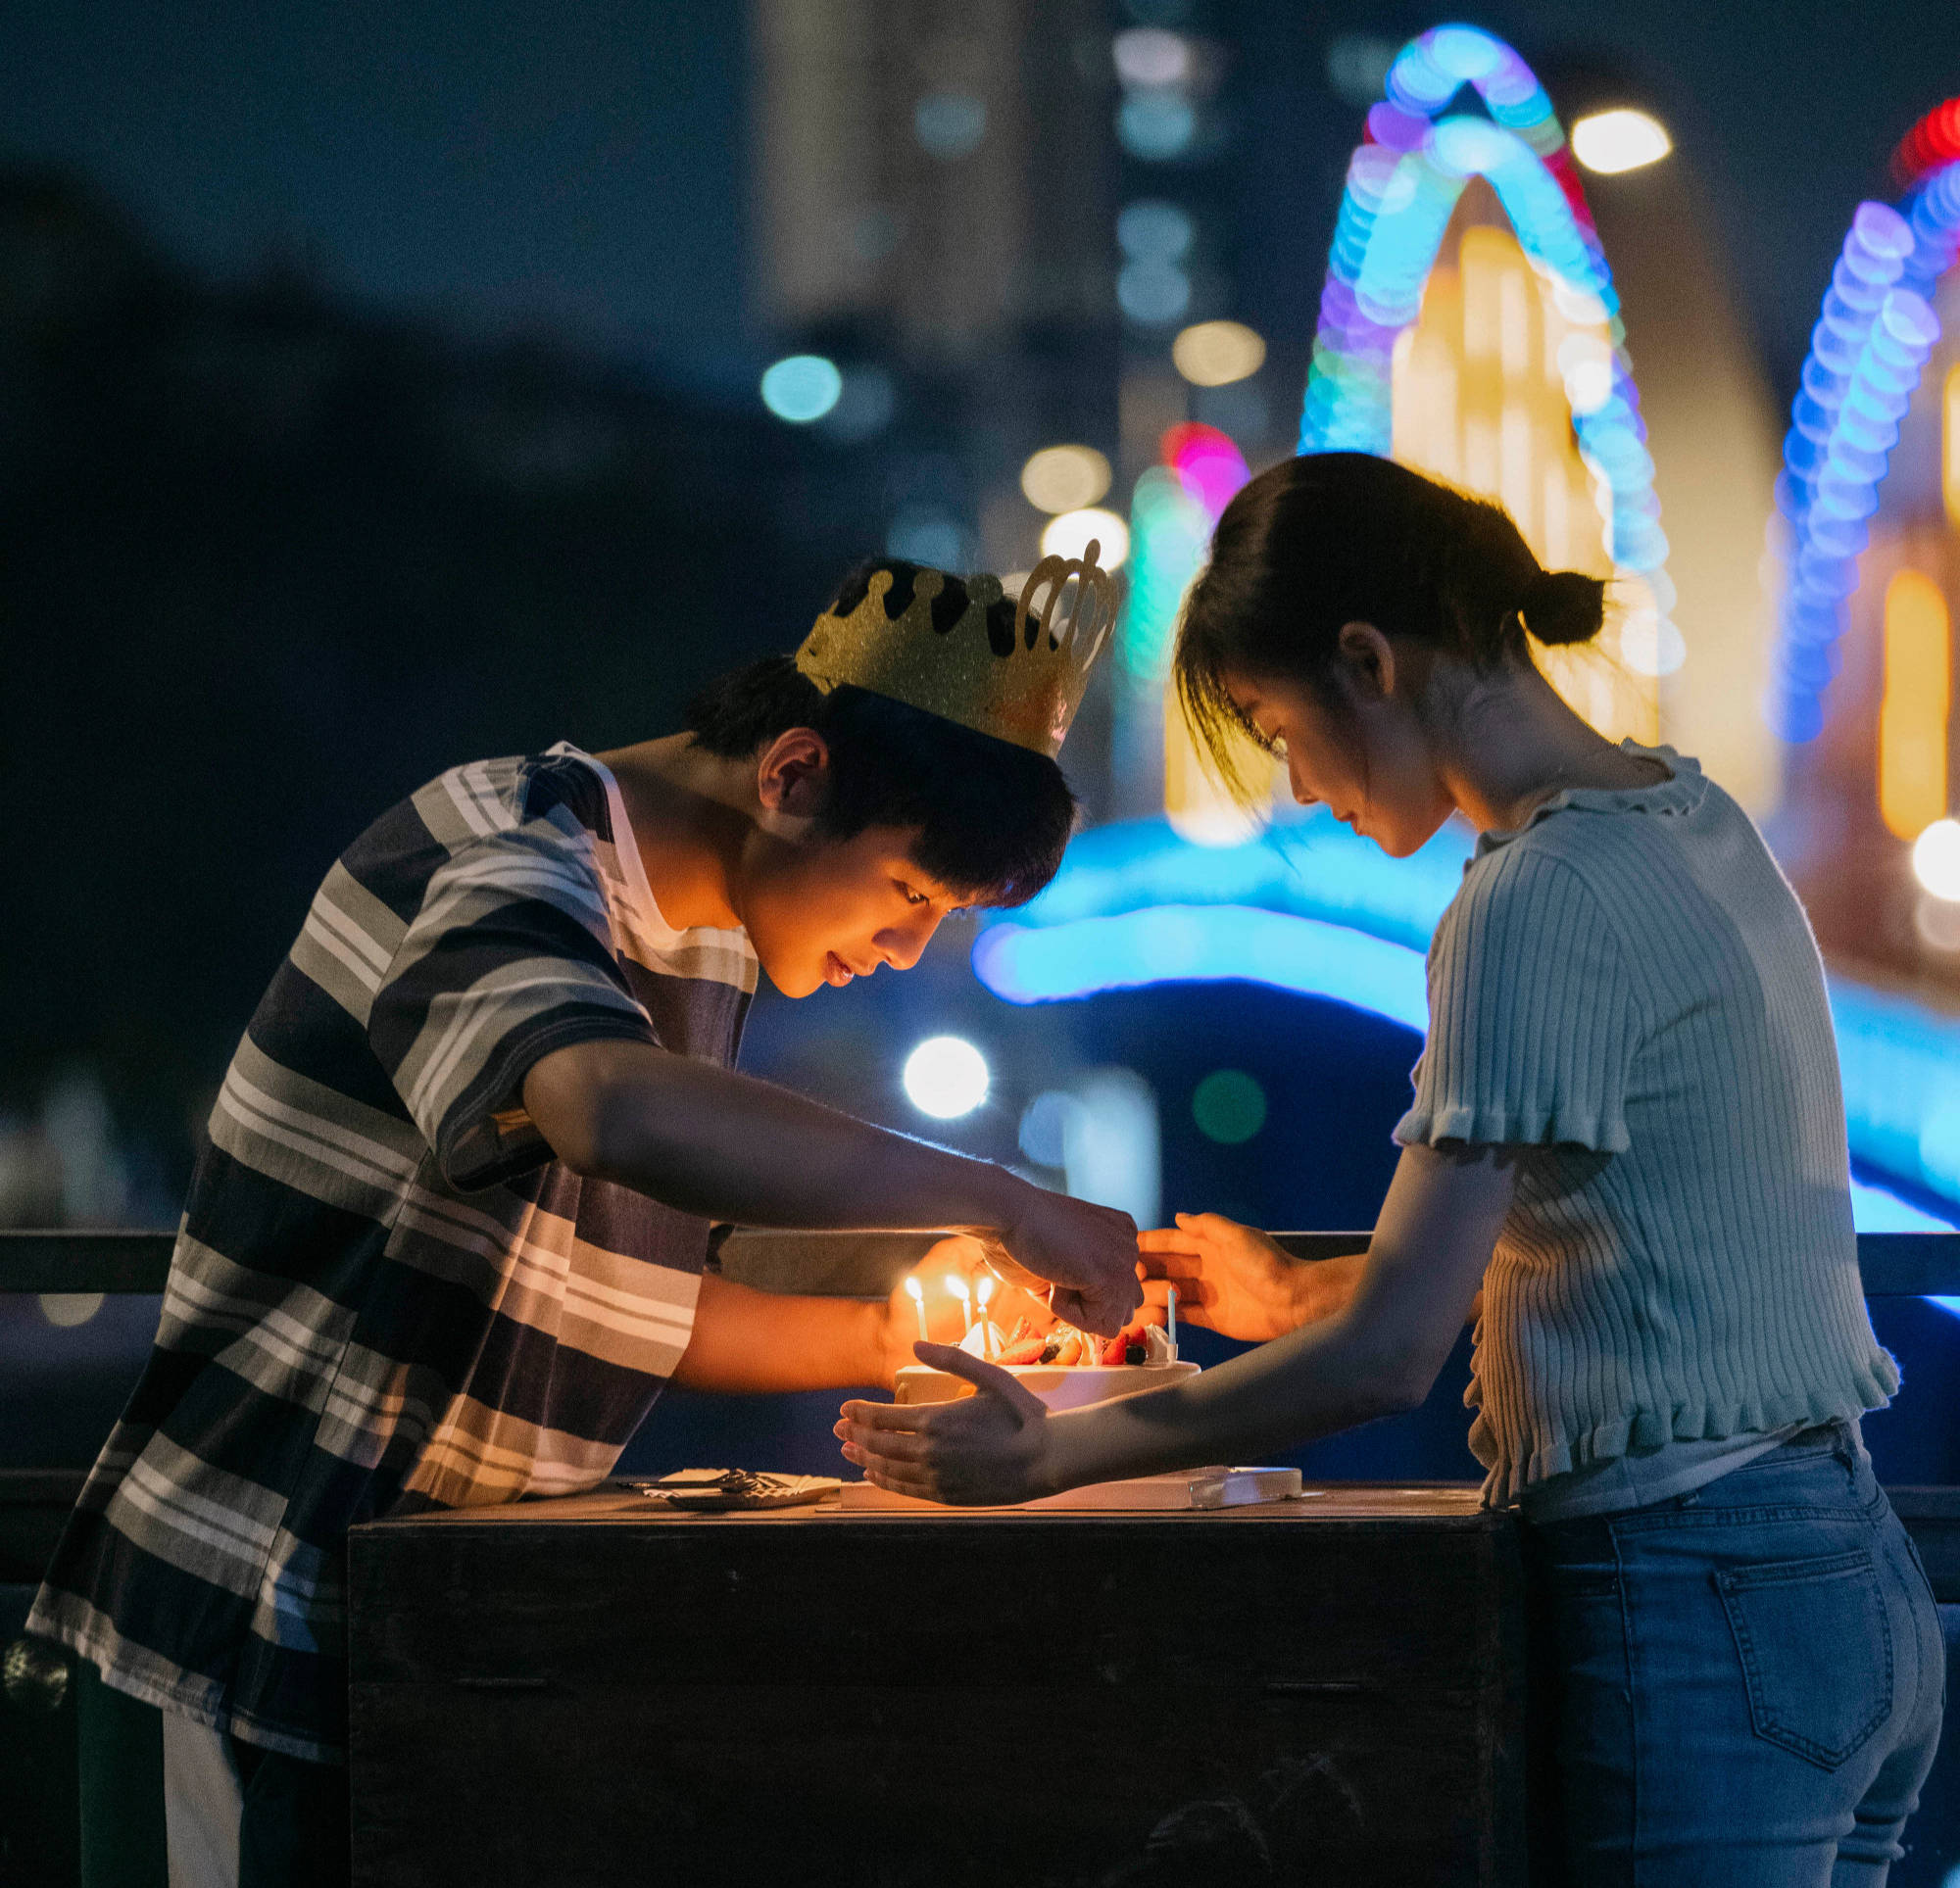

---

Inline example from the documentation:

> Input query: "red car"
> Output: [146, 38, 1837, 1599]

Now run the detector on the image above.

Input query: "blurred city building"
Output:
[0, 165, 887, 1194]
[748, 0, 1127, 807]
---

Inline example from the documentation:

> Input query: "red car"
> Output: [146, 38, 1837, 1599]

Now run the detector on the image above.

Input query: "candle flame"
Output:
[905, 1277, 924, 1303]
[944, 1275, 970, 1304]
[975, 1275, 996, 1307]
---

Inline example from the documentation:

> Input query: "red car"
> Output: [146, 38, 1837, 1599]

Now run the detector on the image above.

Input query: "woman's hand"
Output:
[836, 1343, 1058, 1506]
[1137, 1213, 1363, 1342]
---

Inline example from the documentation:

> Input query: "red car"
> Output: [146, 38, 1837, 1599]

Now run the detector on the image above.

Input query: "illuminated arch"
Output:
[1299, 24, 1672, 638]
[1065, 33, 1959, 1234]
[1769, 100, 1960, 741]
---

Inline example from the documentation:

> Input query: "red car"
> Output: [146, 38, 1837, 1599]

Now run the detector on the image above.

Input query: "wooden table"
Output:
[347, 1483, 1540, 1888]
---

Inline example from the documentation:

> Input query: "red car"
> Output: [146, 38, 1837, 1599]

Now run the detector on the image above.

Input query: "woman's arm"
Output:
[837, 1141, 1519, 1506]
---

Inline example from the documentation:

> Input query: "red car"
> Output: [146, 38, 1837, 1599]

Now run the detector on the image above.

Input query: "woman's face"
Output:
[1224, 640, 1455, 857]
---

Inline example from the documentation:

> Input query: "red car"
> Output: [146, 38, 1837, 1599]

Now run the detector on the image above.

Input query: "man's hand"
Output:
[986, 1187, 1143, 1337]
[1137, 1213, 1362, 1342]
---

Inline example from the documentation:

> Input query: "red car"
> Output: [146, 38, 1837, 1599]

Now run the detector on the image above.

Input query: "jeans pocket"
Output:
[1716, 1549, 1894, 1770]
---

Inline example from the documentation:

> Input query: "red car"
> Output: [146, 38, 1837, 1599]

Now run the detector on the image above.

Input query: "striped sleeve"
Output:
[368, 818, 659, 1189]
[1396, 847, 1644, 1154]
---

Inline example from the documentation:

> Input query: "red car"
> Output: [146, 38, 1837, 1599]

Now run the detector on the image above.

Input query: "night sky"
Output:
[3, 2, 1958, 392]
[0, 0, 750, 381]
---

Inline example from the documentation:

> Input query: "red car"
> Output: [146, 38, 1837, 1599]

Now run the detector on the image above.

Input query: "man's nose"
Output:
[880, 911, 941, 972]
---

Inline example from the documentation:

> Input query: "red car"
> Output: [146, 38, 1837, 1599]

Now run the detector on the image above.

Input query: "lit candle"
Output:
[975, 1275, 997, 1357]
[946, 1275, 973, 1337]
[905, 1276, 929, 1344]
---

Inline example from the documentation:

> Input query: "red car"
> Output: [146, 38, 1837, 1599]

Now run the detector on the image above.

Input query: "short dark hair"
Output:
[1175, 453, 1607, 800]
[682, 563, 1078, 907]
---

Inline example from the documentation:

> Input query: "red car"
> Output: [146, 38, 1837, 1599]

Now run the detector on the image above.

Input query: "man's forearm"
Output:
[525, 1040, 1024, 1233]
[674, 1274, 890, 1392]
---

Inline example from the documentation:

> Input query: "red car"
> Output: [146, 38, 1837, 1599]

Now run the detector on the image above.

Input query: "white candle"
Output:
[905, 1276, 928, 1343]
[1166, 1284, 1179, 1362]
[946, 1275, 973, 1337]
[975, 1276, 997, 1357]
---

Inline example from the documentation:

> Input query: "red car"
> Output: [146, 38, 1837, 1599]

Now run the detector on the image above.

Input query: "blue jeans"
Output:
[1522, 1425, 1945, 1885]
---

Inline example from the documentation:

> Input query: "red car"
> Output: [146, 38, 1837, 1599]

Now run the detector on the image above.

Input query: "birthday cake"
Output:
[895, 1317, 1198, 1412]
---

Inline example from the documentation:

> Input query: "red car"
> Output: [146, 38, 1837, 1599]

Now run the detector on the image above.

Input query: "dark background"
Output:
[3, 0, 1957, 1491]
[6, 2, 1960, 1178]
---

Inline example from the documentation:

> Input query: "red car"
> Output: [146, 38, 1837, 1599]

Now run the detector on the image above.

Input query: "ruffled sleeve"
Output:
[1396, 846, 1643, 1153]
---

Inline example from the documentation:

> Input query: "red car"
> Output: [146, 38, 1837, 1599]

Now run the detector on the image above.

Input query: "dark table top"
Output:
[353, 1478, 1505, 1530]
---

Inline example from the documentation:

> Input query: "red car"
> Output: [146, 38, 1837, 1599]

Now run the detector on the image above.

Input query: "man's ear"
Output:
[756, 728, 831, 819]
[1335, 620, 1396, 702]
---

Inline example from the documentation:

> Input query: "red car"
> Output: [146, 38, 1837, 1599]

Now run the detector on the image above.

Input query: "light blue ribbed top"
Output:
[1394, 743, 1898, 1509]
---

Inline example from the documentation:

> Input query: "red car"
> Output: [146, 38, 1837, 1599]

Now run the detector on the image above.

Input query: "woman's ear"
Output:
[1335, 620, 1397, 702]
[756, 728, 830, 820]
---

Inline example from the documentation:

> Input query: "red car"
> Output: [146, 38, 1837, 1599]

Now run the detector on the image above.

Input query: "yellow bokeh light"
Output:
[1570, 109, 1672, 175]
[1020, 445, 1111, 514]
[1041, 508, 1130, 570]
[1943, 364, 1960, 531]
[1391, 211, 1657, 745]
[1880, 568, 1951, 842]
[1171, 319, 1266, 388]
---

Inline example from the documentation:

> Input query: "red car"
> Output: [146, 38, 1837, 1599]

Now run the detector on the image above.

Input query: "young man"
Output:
[29, 551, 1134, 1886]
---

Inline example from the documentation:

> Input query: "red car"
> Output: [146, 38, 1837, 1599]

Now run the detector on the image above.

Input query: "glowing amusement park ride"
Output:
[973, 28, 1960, 1241]
[1769, 102, 1960, 745]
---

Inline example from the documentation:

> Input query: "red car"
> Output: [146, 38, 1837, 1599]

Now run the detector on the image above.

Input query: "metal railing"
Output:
[5, 1228, 1960, 1299]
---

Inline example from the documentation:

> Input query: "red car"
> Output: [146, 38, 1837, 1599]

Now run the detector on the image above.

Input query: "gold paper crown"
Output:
[795, 548, 1117, 758]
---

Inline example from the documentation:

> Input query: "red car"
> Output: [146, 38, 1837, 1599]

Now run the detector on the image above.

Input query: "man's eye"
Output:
[899, 883, 929, 906]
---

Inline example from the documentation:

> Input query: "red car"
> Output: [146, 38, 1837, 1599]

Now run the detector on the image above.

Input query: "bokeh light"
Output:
[822, 364, 898, 442]
[760, 355, 843, 423]
[913, 92, 987, 160]
[1913, 819, 1960, 902]
[1161, 421, 1250, 521]
[887, 507, 967, 567]
[1018, 1090, 1081, 1167]
[1769, 180, 1952, 742]
[1113, 27, 1193, 89]
[1171, 319, 1266, 387]
[1118, 92, 1198, 161]
[1117, 260, 1193, 324]
[1020, 445, 1112, 514]
[1570, 109, 1673, 175]
[1298, 23, 1679, 692]
[1118, 200, 1195, 262]
[1192, 1070, 1267, 1143]
[903, 1037, 991, 1119]
[1042, 508, 1130, 569]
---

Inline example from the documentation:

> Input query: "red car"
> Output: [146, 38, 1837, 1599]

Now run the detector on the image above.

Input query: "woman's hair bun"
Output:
[1520, 568, 1607, 648]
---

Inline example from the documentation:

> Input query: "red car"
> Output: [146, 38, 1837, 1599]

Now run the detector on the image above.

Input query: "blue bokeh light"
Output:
[760, 354, 843, 423]
[1768, 167, 1960, 742]
[1296, 24, 1674, 642]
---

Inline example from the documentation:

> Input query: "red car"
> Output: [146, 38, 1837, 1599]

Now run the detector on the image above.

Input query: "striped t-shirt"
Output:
[1394, 743, 1898, 1511]
[30, 745, 756, 1761]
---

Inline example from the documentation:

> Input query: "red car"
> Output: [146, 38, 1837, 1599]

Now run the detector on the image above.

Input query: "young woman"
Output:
[838, 454, 1947, 1882]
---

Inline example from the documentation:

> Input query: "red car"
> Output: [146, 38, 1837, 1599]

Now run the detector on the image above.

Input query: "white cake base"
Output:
[894, 1360, 1199, 1412]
